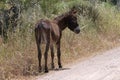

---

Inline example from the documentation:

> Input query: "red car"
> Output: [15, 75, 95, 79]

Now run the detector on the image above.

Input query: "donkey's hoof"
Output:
[51, 65, 55, 69]
[39, 68, 42, 73]
[44, 70, 49, 73]
[39, 70, 42, 73]
[44, 67, 49, 73]
[59, 65, 62, 68]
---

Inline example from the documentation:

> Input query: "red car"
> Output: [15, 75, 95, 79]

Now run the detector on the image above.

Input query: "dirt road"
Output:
[36, 47, 120, 80]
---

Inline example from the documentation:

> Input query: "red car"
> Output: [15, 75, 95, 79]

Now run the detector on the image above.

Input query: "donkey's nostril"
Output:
[74, 26, 80, 34]
[75, 29, 80, 34]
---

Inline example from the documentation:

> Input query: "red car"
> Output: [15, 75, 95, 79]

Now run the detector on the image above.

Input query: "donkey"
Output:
[35, 7, 80, 73]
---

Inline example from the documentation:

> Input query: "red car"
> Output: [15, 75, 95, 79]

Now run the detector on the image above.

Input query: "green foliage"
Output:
[39, 0, 61, 17]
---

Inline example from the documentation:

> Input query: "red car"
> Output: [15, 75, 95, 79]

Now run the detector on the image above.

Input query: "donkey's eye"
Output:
[72, 20, 76, 23]
[73, 18, 77, 21]
[72, 19, 77, 22]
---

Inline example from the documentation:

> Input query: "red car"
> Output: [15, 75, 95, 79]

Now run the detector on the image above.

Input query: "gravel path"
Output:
[37, 47, 120, 80]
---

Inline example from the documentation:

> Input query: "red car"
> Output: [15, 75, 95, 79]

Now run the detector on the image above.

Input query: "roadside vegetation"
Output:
[0, 0, 120, 79]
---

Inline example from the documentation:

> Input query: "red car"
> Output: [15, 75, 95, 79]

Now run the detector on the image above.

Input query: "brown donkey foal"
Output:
[35, 7, 80, 73]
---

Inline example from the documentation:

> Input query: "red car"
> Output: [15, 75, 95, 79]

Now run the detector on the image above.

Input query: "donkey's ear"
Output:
[70, 6, 78, 14]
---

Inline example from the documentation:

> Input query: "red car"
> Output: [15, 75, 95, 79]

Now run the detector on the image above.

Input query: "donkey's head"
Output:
[66, 7, 80, 34]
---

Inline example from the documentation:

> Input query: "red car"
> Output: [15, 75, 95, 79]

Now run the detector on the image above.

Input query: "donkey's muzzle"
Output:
[74, 26, 80, 34]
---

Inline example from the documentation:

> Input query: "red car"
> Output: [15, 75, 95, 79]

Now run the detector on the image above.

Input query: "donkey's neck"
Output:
[57, 20, 68, 31]
[54, 13, 69, 31]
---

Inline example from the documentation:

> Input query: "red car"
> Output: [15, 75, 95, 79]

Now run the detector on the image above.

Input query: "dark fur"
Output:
[35, 8, 80, 73]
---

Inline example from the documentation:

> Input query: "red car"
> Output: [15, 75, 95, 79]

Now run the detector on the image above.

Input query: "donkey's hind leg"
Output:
[35, 28, 42, 72]
[44, 42, 50, 73]
[50, 45, 55, 69]
[37, 43, 42, 72]
[57, 41, 62, 68]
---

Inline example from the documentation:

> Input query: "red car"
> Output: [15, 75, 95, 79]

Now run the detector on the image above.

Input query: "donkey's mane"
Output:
[54, 11, 70, 22]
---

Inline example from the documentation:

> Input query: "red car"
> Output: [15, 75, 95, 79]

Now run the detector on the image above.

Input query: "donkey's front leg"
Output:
[57, 41, 62, 68]
[44, 42, 50, 73]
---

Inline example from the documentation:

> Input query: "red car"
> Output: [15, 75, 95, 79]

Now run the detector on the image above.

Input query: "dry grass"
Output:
[0, 29, 120, 80]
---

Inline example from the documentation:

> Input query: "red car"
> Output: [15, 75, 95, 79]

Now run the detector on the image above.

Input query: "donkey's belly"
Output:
[50, 22, 60, 43]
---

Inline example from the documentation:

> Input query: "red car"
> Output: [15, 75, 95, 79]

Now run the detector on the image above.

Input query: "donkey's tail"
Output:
[35, 24, 41, 45]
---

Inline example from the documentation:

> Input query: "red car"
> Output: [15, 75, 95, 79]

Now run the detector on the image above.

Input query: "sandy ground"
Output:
[36, 47, 120, 80]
